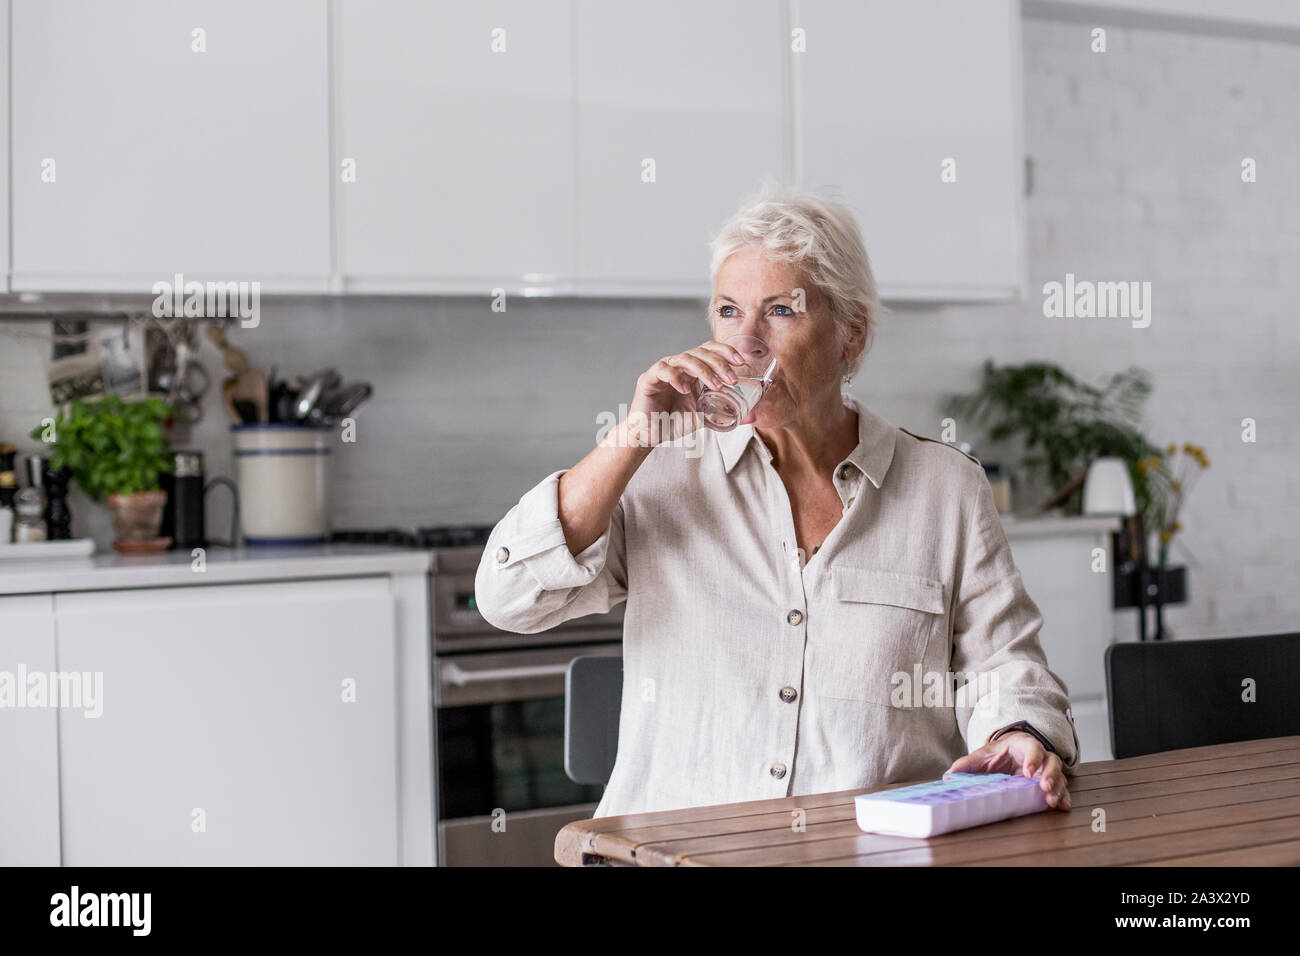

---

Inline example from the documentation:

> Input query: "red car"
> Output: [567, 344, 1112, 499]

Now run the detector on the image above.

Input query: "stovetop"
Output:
[330, 525, 494, 549]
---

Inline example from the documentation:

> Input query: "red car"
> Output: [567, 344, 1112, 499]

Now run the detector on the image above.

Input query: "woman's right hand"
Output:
[625, 340, 747, 445]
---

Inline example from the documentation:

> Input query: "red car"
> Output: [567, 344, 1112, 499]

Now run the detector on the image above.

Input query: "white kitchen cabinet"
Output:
[335, 0, 575, 294]
[795, 0, 1026, 301]
[574, 0, 789, 295]
[0, 593, 61, 866]
[10, 0, 331, 292]
[1004, 516, 1120, 761]
[53, 577, 400, 865]
[0, 2, 10, 294]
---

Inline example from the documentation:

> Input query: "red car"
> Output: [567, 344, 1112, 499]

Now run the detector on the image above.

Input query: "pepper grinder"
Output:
[0, 442, 15, 506]
[42, 459, 73, 540]
[0, 443, 15, 543]
[26, 454, 72, 540]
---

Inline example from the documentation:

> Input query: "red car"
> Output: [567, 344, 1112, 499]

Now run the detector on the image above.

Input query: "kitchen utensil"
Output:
[229, 367, 269, 424]
[312, 382, 373, 424]
[294, 368, 341, 421]
[168, 332, 211, 424]
[205, 322, 249, 375]
[221, 378, 242, 425]
[269, 379, 301, 424]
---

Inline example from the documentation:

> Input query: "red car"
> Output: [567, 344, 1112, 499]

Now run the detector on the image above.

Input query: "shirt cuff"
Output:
[490, 470, 616, 591]
[969, 709, 1081, 771]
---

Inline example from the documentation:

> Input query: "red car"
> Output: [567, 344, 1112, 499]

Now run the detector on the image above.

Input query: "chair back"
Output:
[1106, 632, 1300, 758]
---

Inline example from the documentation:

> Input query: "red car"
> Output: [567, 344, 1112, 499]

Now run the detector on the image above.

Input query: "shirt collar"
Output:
[716, 392, 898, 489]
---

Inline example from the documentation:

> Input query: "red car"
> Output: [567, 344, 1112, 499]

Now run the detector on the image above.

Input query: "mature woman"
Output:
[475, 188, 1079, 819]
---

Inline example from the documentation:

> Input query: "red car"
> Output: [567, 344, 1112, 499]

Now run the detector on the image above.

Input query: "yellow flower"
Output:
[1182, 442, 1194, 454]
[1136, 459, 1148, 474]
[1159, 530, 1172, 543]
[1167, 443, 1177, 454]
[1170, 479, 1182, 491]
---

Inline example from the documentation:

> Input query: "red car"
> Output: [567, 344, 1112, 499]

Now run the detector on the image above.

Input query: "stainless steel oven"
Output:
[431, 546, 624, 867]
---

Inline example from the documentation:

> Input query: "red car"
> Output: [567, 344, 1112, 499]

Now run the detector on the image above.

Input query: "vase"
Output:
[106, 490, 169, 552]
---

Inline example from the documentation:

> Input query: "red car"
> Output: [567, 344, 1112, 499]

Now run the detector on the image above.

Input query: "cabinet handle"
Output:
[441, 662, 570, 686]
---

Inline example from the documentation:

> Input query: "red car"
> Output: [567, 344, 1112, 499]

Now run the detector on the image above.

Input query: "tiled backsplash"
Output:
[1, 20, 1297, 641]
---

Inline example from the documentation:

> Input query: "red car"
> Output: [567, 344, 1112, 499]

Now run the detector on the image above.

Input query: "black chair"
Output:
[1106, 631, 1300, 759]
[564, 655, 623, 785]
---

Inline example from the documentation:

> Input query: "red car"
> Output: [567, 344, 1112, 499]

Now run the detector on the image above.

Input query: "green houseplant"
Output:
[945, 360, 1163, 518]
[31, 395, 174, 551]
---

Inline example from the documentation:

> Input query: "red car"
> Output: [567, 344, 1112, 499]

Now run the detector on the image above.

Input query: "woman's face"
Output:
[710, 246, 851, 427]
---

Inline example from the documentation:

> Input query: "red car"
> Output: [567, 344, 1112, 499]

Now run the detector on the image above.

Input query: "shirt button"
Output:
[837, 464, 852, 481]
[779, 686, 798, 703]
[786, 609, 804, 626]
[495, 546, 510, 564]
[770, 762, 787, 779]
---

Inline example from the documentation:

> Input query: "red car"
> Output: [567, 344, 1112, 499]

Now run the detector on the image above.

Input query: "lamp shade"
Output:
[1082, 456, 1136, 515]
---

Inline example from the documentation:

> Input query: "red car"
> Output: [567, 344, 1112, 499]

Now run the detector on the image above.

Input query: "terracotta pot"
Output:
[106, 489, 167, 543]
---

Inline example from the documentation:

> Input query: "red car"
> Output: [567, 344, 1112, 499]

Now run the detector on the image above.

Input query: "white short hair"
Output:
[708, 185, 884, 380]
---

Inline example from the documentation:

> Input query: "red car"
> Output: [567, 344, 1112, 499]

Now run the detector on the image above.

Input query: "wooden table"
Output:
[555, 735, 1300, 866]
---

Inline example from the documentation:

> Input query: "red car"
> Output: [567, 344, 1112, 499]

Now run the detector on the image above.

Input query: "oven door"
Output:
[435, 639, 623, 866]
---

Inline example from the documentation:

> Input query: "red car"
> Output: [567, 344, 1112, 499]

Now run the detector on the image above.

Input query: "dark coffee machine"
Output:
[161, 451, 239, 549]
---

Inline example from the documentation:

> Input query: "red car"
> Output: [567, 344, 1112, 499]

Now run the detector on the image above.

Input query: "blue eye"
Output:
[716, 305, 737, 317]
[772, 304, 793, 316]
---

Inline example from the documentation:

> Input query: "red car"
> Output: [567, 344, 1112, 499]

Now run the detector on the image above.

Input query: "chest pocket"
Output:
[813, 566, 947, 705]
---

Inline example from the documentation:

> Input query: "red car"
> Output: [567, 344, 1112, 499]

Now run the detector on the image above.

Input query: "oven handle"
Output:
[441, 661, 572, 686]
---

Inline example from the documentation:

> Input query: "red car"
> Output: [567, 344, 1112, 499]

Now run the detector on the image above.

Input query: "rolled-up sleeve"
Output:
[474, 469, 628, 634]
[949, 474, 1081, 771]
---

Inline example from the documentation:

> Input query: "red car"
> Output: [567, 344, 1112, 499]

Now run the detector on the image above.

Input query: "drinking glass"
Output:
[696, 334, 778, 432]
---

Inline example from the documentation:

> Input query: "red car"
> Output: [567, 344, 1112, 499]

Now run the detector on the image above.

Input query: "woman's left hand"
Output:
[945, 732, 1072, 811]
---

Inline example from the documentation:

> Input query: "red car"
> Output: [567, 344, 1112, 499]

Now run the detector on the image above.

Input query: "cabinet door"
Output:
[0, 2, 10, 293]
[575, 0, 789, 295]
[1008, 532, 1113, 700]
[54, 577, 399, 865]
[336, 0, 575, 293]
[10, 0, 330, 292]
[0, 594, 60, 866]
[796, 0, 1025, 300]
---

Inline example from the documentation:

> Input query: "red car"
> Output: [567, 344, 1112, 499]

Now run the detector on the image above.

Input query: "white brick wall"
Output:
[1, 20, 1296, 640]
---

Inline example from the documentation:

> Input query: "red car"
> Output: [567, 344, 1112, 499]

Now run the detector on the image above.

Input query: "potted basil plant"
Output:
[31, 395, 175, 552]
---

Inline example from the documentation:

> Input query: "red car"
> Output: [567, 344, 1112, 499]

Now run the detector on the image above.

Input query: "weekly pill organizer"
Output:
[854, 772, 1051, 838]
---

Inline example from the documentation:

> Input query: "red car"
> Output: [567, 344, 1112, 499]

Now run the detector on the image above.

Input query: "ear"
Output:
[840, 308, 870, 366]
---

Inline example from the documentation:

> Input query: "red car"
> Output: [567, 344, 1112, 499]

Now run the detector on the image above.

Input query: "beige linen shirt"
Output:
[475, 393, 1080, 818]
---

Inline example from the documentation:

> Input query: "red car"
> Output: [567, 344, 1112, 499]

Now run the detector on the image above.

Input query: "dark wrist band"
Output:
[991, 719, 1058, 755]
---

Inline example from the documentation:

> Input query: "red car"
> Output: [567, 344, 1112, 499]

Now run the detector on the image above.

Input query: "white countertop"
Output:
[0, 543, 431, 595]
[0, 515, 1115, 595]
[999, 513, 1123, 539]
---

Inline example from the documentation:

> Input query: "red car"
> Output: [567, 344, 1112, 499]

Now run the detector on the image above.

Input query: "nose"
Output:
[732, 314, 765, 341]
